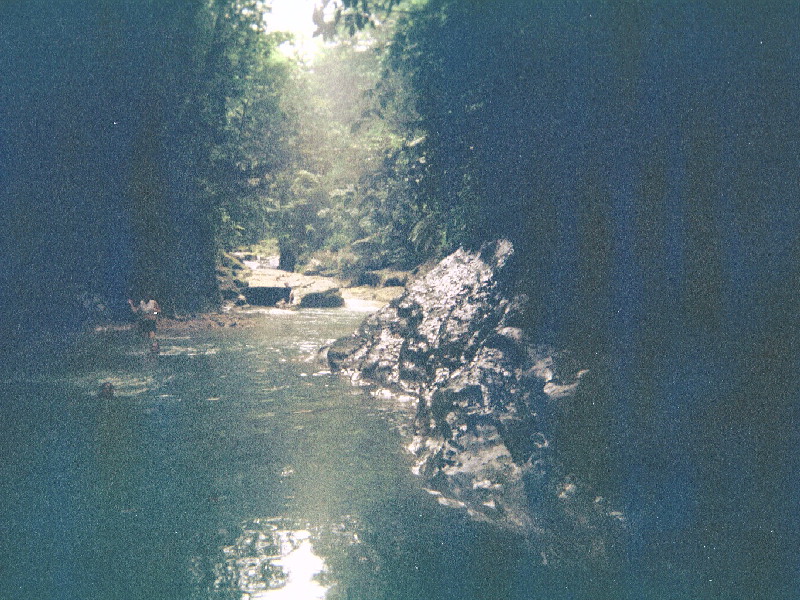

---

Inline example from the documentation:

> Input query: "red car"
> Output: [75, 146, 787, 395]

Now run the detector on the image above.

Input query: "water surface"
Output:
[1, 308, 580, 600]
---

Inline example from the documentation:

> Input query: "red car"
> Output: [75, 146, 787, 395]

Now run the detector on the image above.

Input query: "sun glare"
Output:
[264, 0, 324, 61]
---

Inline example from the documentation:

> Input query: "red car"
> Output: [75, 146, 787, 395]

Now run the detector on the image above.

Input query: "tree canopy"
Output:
[1, 0, 298, 341]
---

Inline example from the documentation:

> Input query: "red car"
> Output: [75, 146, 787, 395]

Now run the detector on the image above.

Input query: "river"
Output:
[1, 307, 609, 600]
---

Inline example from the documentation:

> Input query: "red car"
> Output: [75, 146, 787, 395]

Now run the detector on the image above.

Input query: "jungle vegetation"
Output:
[2, 2, 798, 589]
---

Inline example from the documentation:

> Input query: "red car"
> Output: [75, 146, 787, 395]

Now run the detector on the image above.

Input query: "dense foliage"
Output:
[229, 32, 430, 275]
[380, 2, 800, 587]
[1, 0, 297, 339]
[2, 1, 798, 591]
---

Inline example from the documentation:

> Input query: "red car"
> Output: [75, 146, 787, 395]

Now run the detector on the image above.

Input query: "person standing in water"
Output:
[128, 295, 161, 339]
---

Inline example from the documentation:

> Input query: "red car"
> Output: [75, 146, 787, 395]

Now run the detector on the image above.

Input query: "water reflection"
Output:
[208, 519, 330, 599]
[1, 308, 656, 600]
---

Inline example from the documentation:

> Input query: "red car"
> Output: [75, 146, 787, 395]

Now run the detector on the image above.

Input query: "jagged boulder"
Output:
[328, 240, 623, 565]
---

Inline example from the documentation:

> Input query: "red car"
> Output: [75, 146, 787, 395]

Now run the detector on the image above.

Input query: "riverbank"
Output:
[88, 280, 403, 337]
[236, 253, 406, 310]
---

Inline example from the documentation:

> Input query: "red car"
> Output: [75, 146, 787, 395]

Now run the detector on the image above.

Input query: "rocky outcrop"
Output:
[244, 267, 344, 308]
[297, 287, 345, 308]
[328, 240, 623, 565]
[246, 286, 291, 306]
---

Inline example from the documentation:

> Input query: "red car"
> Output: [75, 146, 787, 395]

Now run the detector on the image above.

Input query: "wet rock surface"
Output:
[245, 266, 344, 308]
[328, 240, 624, 565]
[240, 256, 404, 309]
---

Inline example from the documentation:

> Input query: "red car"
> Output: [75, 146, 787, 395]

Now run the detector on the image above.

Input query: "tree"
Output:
[250, 29, 426, 273]
[0, 0, 299, 344]
[307, 4, 800, 587]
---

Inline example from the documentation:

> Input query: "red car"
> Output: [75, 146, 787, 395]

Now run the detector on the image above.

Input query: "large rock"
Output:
[298, 288, 344, 308]
[245, 267, 343, 308]
[328, 240, 623, 565]
[246, 286, 291, 306]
